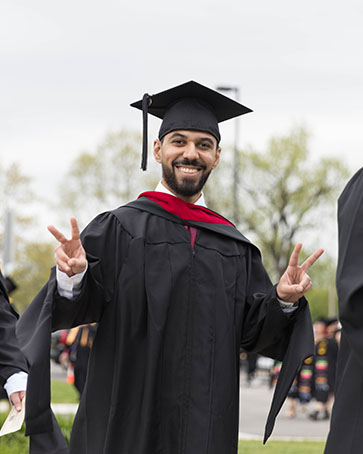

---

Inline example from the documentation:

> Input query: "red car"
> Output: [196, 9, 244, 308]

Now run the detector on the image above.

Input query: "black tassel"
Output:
[141, 93, 150, 171]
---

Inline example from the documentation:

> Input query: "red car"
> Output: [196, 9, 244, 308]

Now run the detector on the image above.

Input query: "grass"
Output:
[51, 379, 80, 404]
[0, 426, 326, 454]
[0, 380, 77, 453]
[238, 440, 325, 453]
[0, 414, 74, 454]
[0, 432, 327, 454]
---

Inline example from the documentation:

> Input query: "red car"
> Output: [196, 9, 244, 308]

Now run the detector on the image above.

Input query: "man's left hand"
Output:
[276, 242, 324, 303]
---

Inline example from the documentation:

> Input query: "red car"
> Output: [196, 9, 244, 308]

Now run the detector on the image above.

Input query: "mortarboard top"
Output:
[131, 81, 253, 170]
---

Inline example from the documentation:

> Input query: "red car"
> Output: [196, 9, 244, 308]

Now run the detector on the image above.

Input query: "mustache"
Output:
[172, 159, 206, 170]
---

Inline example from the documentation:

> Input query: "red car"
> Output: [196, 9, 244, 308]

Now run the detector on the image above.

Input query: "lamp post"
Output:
[2, 209, 15, 275]
[216, 85, 240, 225]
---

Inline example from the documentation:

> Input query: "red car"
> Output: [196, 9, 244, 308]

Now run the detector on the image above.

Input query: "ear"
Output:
[212, 146, 221, 169]
[153, 139, 162, 164]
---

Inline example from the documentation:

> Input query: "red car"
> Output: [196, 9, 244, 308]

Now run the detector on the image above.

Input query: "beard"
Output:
[162, 159, 212, 197]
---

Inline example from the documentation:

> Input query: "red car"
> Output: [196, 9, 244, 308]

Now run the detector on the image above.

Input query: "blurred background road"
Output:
[239, 372, 330, 441]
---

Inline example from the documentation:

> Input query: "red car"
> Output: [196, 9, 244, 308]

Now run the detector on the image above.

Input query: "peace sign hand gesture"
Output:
[276, 243, 324, 303]
[48, 217, 87, 277]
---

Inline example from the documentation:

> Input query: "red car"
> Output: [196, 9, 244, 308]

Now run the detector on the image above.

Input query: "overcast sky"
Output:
[1, 0, 363, 247]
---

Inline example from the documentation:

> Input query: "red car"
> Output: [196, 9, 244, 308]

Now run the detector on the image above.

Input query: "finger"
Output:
[279, 283, 304, 300]
[302, 281, 313, 294]
[298, 274, 311, 292]
[288, 242, 302, 268]
[10, 392, 22, 412]
[56, 257, 72, 275]
[48, 225, 68, 244]
[296, 279, 313, 296]
[68, 256, 86, 267]
[301, 248, 324, 271]
[68, 257, 87, 273]
[70, 217, 81, 241]
[55, 247, 71, 265]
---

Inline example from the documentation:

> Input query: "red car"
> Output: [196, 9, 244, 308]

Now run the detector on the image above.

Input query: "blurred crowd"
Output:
[241, 316, 341, 421]
[51, 324, 97, 397]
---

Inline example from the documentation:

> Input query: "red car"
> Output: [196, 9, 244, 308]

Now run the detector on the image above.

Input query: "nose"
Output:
[182, 142, 199, 160]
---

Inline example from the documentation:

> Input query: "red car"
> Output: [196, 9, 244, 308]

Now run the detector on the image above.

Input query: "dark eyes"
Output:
[199, 142, 212, 149]
[172, 139, 186, 145]
[171, 139, 212, 149]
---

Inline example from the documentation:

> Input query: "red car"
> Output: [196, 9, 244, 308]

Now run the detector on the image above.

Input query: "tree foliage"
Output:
[57, 129, 159, 228]
[206, 126, 349, 280]
[0, 162, 35, 276]
[11, 241, 55, 313]
[205, 126, 349, 316]
[0, 162, 35, 238]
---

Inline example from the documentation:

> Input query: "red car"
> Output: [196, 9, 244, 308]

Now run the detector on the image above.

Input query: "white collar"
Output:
[155, 181, 207, 207]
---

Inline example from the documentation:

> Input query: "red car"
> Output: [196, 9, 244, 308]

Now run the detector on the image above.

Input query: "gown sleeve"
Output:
[240, 245, 301, 359]
[0, 275, 28, 384]
[336, 167, 363, 367]
[236, 246, 314, 442]
[52, 211, 131, 330]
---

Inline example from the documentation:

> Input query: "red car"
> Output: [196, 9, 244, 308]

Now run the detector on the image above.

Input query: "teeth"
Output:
[179, 167, 198, 174]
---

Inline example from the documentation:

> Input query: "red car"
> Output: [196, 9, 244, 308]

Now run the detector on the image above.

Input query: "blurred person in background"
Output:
[0, 268, 27, 412]
[309, 318, 338, 421]
[66, 324, 97, 397]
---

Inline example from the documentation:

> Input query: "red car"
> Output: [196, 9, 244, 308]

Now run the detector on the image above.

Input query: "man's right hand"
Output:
[48, 217, 87, 277]
[10, 391, 26, 412]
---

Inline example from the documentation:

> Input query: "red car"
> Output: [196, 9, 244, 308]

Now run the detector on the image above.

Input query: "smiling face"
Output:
[153, 130, 221, 203]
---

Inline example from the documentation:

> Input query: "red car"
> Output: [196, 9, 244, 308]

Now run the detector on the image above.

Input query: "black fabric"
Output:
[141, 93, 149, 170]
[327, 337, 338, 393]
[325, 167, 363, 453]
[16, 274, 58, 436]
[157, 98, 221, 143]
[19, 199, 313, 454]
[0, 271, 28, 386]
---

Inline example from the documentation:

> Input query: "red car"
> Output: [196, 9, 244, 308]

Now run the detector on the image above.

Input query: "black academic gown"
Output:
[325, 167, 363, 453]
[18, 198, 314, 454]
[0, 271, 28, 388]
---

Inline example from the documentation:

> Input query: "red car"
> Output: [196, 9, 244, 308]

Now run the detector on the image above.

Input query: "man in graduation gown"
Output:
[18, 81, 323, 454]
[0, 269, 28, 411]
[325, 167, 363, 453]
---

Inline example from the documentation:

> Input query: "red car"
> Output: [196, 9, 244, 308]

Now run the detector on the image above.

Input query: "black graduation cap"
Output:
[131, 80, 253, 170]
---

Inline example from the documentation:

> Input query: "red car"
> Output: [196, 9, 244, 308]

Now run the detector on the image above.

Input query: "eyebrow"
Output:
[169, 133, 188, 139]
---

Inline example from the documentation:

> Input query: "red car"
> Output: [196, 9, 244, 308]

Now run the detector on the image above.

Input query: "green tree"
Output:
[206, 126, 349, 278]
[297, 252, 338, 320]
[11, 241, 55, 313]
[205, 126, 349, 316]
[0, 162, 35, 271]
[57, 129, 159, 228]
[0, 162, 35, 233]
